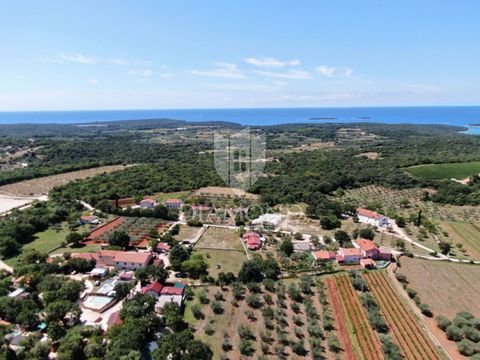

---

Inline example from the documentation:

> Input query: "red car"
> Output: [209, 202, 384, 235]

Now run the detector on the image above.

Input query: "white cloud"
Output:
[128, 69, 154, 77]
[187, 62, 245, 79]
[209, 82, 281, 92]
[245, 57, 300, 68]
[88, 79, 99, 84]
[109, 58, 130, 66]
[315, 65, 336, 77]
[254, 69, 311, 80]
[344, 67, 354, 77]
[60, 53, 96, 64]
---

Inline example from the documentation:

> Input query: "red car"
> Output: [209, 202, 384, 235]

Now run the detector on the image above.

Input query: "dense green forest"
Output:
[4, 120, 480, 207]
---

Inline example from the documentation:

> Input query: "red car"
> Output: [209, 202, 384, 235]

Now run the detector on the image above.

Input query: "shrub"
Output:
[191, 304, 204, 320]
[239, 339, 255, 356]
[291, 302, 300, 314]
[263, 278, 275, 292]
[435, 316, 452, 331]
[291, 341, 307, 356]
[464, 327, 480, 343]
[406, 288, 417, 299]
[222, 338, 231, 352]
[214, 291, 224, 301]
[238, 325, 255, 341]
[327, 334, 342, 353]
[446, 325, 464, 341]
[246, 293, 263, 309]
[395, 273, 408, 283]
[419, 304, 433, 317]
[198, 289, 210, 304]
[457, 339, 477, 357]
[211, 301, 224, 314]
[205, 323, 215, 335]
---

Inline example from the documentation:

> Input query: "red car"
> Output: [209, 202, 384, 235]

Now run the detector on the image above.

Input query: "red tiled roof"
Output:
[142, 281, 163, 295]
[355, 238, 378, 252]
[340, 248, 363, 257]
[312, 250, 333, 260]
[165, 199, 183, 204]
[160, 286, 184, 296]
[156, 242, 171, 251]
[243, 232, 260, 240]
[356, 208, 385, 220]
[111, 251, 152, 264]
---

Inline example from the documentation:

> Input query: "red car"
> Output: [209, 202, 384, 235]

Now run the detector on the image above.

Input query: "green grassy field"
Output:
[195, 248, 246, 278]
[5, 223, 90, 267]
[406, 161, 480, 180]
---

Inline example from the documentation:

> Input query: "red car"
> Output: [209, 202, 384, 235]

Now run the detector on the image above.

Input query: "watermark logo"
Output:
[214, 128, 266, 191]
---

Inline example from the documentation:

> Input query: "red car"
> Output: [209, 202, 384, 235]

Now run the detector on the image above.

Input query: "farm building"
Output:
[79, 215, 100, 225]
[164, 199, 184, 210]
[252, 213, 284, 230]
[356, 208, 388, 227]
[243, 231, 262, 250]
[140, 198, 157, 209]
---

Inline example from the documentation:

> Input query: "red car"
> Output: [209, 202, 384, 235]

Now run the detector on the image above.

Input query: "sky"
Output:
[1, 0, 480, 110]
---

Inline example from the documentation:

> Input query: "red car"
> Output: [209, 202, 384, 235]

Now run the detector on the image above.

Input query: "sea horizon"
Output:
[1, 106, 480, 133]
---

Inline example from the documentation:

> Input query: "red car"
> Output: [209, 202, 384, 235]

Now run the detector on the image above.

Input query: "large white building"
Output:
[356, 208, 388, 227]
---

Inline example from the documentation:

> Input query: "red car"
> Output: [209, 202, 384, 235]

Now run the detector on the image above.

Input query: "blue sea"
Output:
[1, 106, 480, 134]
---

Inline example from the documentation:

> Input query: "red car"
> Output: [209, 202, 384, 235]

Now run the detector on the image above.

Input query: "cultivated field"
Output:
[326, 275, 382, 360]
[439, 222, 480, 259]
[185, 278, 342, 359]
[195, 227, 243, 251]
[365, 271, 441, 359]
[405, 161, 480, 180]
[0, 164, 129, 196]
[399, 258, 480, 318]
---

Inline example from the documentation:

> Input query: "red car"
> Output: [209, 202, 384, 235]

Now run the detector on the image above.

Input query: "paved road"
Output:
[0, 260, 13, 273]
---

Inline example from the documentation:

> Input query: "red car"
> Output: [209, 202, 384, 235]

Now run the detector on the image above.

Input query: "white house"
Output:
[356, 208, 388, 227]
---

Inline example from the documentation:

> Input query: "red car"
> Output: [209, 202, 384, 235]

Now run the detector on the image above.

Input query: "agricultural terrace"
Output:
[439, 222, 480, 259]
[85, 216, 170, 248]
[326, 275, 382, 360]
[0, 164, 129, 196]
[365, 271, 442, 359]
[406, 161, 480, 180]
[185, 278, 342, 359]
[398, 258, 480, 318]
[195, 227, 244, 251]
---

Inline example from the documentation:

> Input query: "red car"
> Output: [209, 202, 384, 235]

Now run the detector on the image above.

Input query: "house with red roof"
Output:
[354, 238, 380, 259]
[312, 250, 336, 263]
[336, 247, 364, 264]
[96, 250, 153, 270]
[243, 231, 262, 250]
[164, 199, 184, 210]
[155, 242, 171, 253]
[141, 282, 164, 298]
[140, 198, 157, 209]
[155, 284, 186, 312]
[356, 208, 388, 227]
